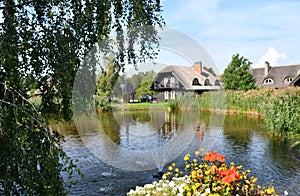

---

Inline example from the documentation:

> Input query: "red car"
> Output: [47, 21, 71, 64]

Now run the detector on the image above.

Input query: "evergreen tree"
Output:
[222, 54, 256, 91]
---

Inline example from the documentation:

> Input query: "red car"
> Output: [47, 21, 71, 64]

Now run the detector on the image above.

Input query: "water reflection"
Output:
[72, 110, 200, 171]
[53, 111, 300, 195]
[97, 112, 121, 144]
[108, 110, 182, 151]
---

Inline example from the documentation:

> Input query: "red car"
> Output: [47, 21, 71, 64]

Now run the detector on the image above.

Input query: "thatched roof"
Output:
[250, 64, 300, 88]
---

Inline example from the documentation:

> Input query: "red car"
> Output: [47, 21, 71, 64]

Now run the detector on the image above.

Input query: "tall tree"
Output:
[221, 54, 256, 91]
[0, 0, 164, 194]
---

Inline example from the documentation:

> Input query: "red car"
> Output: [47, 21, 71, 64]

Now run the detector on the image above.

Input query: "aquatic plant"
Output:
[127, 150, 280, 196]
[168, 93, 199, 111]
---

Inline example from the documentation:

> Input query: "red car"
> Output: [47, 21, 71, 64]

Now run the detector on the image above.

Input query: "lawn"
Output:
[111, 102, 169, 110]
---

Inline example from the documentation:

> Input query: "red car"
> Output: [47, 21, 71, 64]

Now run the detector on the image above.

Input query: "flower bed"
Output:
[128, 150, 282, 196]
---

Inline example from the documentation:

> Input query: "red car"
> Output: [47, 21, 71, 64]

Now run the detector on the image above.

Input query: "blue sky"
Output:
[160, 0, 300, 72]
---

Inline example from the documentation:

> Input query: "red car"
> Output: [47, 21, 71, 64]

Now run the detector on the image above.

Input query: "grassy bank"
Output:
[198, 87, 300, 150]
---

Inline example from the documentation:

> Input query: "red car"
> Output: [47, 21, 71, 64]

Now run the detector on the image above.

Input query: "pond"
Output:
[53, 109, 300, 195]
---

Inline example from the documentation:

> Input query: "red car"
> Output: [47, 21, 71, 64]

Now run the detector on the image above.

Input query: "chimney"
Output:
[264, 61, 270, 76]
[194, 61, 203, 75]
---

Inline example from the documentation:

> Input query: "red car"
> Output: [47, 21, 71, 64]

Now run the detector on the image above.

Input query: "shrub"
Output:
[95, 95, 112, 112]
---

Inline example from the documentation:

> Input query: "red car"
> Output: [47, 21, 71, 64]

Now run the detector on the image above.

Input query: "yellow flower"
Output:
[266, 188, 275, 194]
[184, 185, 191, 191]
[184, 153, 191, 161]
[191, 171, 197, 179]
[251, 177, 257, 183]
[195, 150, 200, 156]
[168, 166, 173, 171]
[172, 163, 176, 167]
[192, 185, 197, 193]
[185, 164, 191, 169]
[175, 168, 179, 173]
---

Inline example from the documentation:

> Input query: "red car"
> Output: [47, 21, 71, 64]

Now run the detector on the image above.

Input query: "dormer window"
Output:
[263, 78, 273, 84]
[192, 78, 201, 85]
[214, 79, 220, 86]
[283, 76, 293, 83]
[204, 79, 210, 86]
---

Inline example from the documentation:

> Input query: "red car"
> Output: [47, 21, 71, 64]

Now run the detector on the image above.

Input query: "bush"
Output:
[95, 95, 112, 112]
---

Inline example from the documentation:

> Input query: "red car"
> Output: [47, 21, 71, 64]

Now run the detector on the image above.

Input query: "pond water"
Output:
[54, 110, 300, 195]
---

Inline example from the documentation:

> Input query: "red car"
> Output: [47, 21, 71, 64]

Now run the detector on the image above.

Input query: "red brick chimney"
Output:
[194, 61, 203, 75]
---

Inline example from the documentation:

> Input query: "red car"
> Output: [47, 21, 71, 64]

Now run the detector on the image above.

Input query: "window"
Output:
[263, 78, 273, 84]
[164, 91, 169, 100]
[283, 76, 293, 83]
[163, 77, 169, 87]
[214, 79, 220, 86]
[192, 78, 200, 85]
[204, 79, 210, 86]
[170, 77, 175, 87]
[170, 91, 176, 99]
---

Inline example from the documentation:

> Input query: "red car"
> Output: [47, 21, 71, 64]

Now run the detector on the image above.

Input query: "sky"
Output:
[1, 1, 299, 75]
[159, 0, 300, 73]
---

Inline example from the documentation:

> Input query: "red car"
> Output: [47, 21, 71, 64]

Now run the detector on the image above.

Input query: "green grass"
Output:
[111, 102, 169, 110]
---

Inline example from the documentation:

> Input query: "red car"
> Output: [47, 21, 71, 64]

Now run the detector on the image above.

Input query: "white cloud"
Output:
[253, 47, 287, 68]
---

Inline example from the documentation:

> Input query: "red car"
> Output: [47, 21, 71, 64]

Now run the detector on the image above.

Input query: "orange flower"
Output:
[204, 151, 225, 163]
[218, 167, 241, 185]
[221, 174, 236, 184]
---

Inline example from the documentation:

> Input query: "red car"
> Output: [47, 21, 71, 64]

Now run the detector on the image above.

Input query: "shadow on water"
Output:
[52, 110, 300, 195]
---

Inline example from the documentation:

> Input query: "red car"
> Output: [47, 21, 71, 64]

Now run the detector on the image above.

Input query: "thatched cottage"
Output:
[151, 62, 221, 101]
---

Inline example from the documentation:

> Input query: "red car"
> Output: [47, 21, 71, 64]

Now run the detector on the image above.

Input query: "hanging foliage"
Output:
[0, 0, 164, 194]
